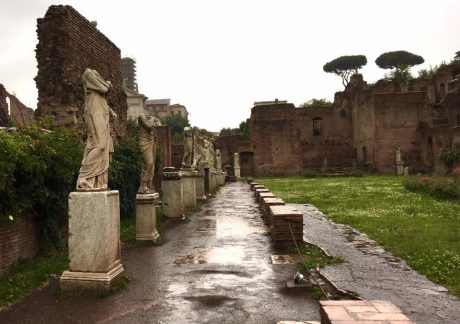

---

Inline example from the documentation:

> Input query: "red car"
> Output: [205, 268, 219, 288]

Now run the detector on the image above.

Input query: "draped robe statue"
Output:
[76, 68, 117, 190]
[215, 149, 222, 171]
[138, 114, 161, 194]
[192, 130, 204, 169]
[182, 127, 193, 168]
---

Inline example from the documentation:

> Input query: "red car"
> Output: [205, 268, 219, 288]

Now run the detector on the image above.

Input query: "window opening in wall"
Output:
[362, 146, 367, 163]
[313, 118, 322, 136]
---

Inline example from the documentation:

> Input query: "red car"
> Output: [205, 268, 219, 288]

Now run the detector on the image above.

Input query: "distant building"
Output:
[121, 57, 138, 92]
[145, 99, 189, 121]
[125, 87, 147, 120]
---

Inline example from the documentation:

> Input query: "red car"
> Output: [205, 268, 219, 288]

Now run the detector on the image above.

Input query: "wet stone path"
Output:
[0, 182, 319, 323]
[294, 203, 460, 324]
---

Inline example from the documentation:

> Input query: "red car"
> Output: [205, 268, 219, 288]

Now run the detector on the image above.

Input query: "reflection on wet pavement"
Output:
[0, 182, 319, 324]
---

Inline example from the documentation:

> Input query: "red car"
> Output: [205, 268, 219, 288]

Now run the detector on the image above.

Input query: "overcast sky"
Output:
[0, 0, 459, 131]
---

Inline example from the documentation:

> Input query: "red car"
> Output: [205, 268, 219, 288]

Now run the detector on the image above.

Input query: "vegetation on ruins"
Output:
[219, 120, 249, 140]
[417, 65, 441, 79]
[163, 114, 190, 141]
[323, 55, 368, 86]
[455, 51, 460, 60]
[0, 255, 68, 310]
[375, 50, 424, 83]
[0, 123, 82, 253]
[403, 175, 460, 200]
[440, 145, 460, 171]
[258, 176, 460, 297]
[299, 98, 333, 108]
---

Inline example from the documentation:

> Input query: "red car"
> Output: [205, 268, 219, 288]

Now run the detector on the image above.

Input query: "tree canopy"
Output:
[455, 51, 460, 60]
[219, 120, 249, 140]
[323, 55, 367, 86]
[299, 98, 333, 108]
[163, 114, 190, 141]
[375, 50, 424, 71]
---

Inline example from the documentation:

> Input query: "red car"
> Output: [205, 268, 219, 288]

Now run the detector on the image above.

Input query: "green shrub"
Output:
[403, 175, 460, 200]
[440, 146, 460, 170]
[0, 125, 83, 252]
[303, 172, 317, 178]
[109, 138, 142, 219]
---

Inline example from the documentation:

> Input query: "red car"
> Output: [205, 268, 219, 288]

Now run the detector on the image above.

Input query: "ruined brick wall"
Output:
[0, 214, 39, 276]
[249, 103, 353, 176]
[295, 106, 353, 169]
[215, 134, 243, 167]
[8, 93, 34, 126]
[0, 84, 8, 127]
[156, 125, 172, 167]
[250, 104, 303, 176]
[171, 143, 184, 170]
[372, 92, 428, 172]
[35, 5, 127, 138]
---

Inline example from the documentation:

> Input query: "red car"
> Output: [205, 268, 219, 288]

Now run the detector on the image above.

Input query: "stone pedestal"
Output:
[181, 170, 197, 208]
[195, 172, 206, 201]
[234, 166, 241, 178]
[161, 171, 184, 218]
[396, 162, 404, 175]
[217, 171, 226, 186]
[60, 190, 124, 291]
[210, 170, 218, 193]
[204, 167, 210, 195]
[136, 193, 160, 241]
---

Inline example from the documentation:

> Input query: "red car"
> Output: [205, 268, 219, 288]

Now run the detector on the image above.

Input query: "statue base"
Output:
[60, 190, 124, 291]
[234, 167, 241, 178]
[161, 171, 184, 218]
[181, 170, 197, 208]
[136, 193, 160, 241]
[396, 162, 404, 175]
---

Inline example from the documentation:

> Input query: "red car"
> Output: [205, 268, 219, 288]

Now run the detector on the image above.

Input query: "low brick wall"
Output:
[0, 214, 39, 276]
[251, 183, 303, 243]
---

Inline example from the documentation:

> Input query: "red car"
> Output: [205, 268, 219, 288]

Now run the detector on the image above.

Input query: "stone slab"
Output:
[136, 193, 160, 241]
[161, 176, 184, 218]
[61, 190, 123, 290]
[181, 172, 197, 208]
[195, 174, 206, 201]
[60, 262, 124, 291]
[320, 300, 414, 324]
[67, 190, 121, 273]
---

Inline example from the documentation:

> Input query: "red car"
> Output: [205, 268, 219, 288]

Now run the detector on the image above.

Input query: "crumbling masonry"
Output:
[35, 5, 127, 138]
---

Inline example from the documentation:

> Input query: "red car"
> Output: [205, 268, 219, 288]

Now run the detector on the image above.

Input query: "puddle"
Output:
[174, 246, 246, 265]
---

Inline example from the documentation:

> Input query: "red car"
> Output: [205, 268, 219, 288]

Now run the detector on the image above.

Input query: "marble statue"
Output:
[192, 130, 204, 168]
[138, 114, 161, 194]
[182, 127, 193, 168]
[202, 139, 210, 163]
[76, 68, 117, 190]
[207, 139, 216, 169]
[215, 149, 222, 171]
[395, 146, 402, 163]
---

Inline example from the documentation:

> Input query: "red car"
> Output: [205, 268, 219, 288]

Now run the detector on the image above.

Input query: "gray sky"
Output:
[0, 0, 459, 131]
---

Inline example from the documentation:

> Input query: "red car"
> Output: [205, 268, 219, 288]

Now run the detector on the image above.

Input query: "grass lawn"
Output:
[257, 176, 460, 298]
[0, 255, 68, 310]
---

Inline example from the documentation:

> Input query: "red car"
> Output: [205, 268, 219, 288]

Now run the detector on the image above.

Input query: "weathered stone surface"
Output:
[194, 173, 206, 202]
[181, 171, 197, 208]
[61, 190, 124, 290]
[161, 172, 184, 218]
[35, 5, 127, 138]
[0, 84, 34, 127]
[136, 193, 160, 241]
[320, 300, 414, 324]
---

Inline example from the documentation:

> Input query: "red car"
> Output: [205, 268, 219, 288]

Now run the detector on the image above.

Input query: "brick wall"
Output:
[35, 5, 127, 138]
[8, 93, 34, 126]
[214, 134, 243, 166]
[0, 84, 8, 127]
[0, 214, 39, 276]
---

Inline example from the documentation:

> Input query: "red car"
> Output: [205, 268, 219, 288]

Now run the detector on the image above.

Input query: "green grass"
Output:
[287, 245, 346, 271]
[0, 255, 68, 310]
[258, 176, 460, 297]
[120, 207, 165, 243]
